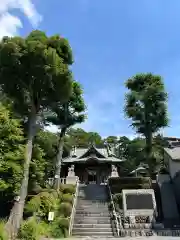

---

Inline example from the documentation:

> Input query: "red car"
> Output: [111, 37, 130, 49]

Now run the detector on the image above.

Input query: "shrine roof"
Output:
[62, 145, 125, 163]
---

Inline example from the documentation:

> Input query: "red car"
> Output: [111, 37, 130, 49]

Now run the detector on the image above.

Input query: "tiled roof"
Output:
[62, 156, 125, 163]
[164, 147, 180, 160]
[62, 146, 125, 163]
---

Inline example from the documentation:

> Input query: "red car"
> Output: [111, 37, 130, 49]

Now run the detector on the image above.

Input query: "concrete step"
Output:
[73, 223, 112, 228]
[73, 228, 113, 233]
[72, 231, 114, 237]
[76, 202, 109, 206]
[74, 217, 111, 224]
[76, 204, 109, 210]
[75, 211, 111, 216]
[78, 197, 108, 204]
[76, 208, 109, 212]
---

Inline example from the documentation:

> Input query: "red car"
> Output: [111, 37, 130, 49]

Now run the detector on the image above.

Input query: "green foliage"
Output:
[113, 193, 123, 210]
[59, 202, 72, 217]
[124, 73, 168, 172]
[0, 220, 8, 240]
[109, 177, 151, 194]
[25, 191, 59, 218]
[50, 217, 69, 238]
[0, 103, 24, 199]
[66, 128, 104, 148]
[18, 217, 48, 240]
[159, 166, 169, 174]
[104, 136, 118, 145]
[61, 193, 73, 204]
[60, 184, 75, 194]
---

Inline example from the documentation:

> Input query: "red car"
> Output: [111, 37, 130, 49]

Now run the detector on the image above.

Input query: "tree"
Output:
[0, 30, 73, 238]
[0, 103, 24, 213]
[104, 136, 118, 145]
[46, 81, 86, 188]
[124, 73, 168, 174]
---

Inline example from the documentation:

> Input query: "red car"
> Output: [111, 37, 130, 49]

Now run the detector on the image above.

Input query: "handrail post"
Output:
[107, 180, 121, 236]
[68, 178, 79, 236]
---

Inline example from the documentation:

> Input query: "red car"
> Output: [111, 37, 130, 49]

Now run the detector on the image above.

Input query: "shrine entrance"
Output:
[87, 169, 97, 184]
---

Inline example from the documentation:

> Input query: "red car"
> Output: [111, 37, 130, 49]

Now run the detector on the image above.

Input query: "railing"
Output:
[107, 181, 121, 236]
[68, 178, 79, 236]
[46, 177, 66, 187]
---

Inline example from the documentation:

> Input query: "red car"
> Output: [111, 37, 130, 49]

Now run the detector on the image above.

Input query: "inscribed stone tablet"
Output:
[126, 193, 153, 210]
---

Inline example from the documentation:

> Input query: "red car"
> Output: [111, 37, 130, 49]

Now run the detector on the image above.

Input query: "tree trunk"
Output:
[145, 131, 153, 175]
[6, 105, 37, 239]
[53, 127, 66, 190]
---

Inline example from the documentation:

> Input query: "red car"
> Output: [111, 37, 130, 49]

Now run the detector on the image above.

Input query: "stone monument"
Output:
[122, 189, 157, 229]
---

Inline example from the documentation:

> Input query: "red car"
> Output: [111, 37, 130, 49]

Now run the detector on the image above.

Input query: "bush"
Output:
[59, 202, 72, 217]
[25, 196, 41, 214]
[159, 166, 169, 174]
[18, 218, 42, 240]
[109, 177, 151, 194]
[50, 217, 69, 238]
[60, 184, 75, 194]
[25, 191, 59, 219]
[0, 220, 8, 240]
[61, 193, 73, 204]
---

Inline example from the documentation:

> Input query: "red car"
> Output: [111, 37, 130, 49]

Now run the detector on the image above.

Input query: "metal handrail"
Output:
[68, 178, 79, 236]
[107, 182, 120, 236]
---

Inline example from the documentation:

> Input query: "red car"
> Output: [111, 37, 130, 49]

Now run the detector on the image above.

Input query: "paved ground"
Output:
[69, 238, 180, 240]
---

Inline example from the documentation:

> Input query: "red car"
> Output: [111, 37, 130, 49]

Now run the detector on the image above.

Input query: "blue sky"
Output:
[1, 0, 180, 138]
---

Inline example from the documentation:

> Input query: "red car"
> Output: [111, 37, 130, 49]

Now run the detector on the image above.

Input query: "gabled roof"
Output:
[62, 145, 125, 164]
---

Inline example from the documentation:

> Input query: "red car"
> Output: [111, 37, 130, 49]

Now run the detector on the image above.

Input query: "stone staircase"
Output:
[72, 184, 115, 237]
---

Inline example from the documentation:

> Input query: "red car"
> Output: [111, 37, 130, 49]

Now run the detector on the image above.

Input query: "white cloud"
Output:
[0, 0, 42, 38]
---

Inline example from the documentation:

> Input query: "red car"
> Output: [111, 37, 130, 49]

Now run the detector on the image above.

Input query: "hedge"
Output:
[108, 177, 151, 194]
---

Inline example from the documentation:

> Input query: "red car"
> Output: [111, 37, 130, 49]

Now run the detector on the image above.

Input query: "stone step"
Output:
[72, 231, 114, 237]
[78, 199, 108, 203]
[73, 228, 113, 233]
[73, 223, 112, 228]
[76, 208, 109, 212]
[74, 217, 111, 224]
[75, 211, 111, 216]
[77, 202, 109, 206]
[78, 198, 108, 201]
[76, 204, 109, 210]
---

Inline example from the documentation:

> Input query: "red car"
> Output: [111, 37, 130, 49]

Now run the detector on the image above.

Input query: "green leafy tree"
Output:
[0, 103, 24, 204]
[34, 130, 59, 180]
[104, 136, 118, 145]
[124, 73, 168, 174]
[46, 81, 86, 188]
[0, 30, 73, 237]
[66, 128, 103, 148]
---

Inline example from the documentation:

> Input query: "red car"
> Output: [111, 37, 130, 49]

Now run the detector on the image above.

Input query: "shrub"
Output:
[159, 166, 169, 174]
[113, 193, 123, 210]
[59, 202, 72, 217]
[0, 220, 8, 240]
[25, 191, 58, 219]
[60, 184, 75, 194]
[61, 193, 73, 204]
[25, 196, 41, 215]
[109, 177, 151, 194]
[18, 218, 41, 240]
[50, 217, 69, 238]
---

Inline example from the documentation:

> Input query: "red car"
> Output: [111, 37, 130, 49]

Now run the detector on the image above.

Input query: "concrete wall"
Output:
[164, 152, 180, 178]
[163, 152, 180, 211]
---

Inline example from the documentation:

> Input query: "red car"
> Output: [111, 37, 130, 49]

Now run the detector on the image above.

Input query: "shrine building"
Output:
[61, 144, 124, 184]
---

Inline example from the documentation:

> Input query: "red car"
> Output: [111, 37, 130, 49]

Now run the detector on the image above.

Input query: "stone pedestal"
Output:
[66, 176, 78, 184]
